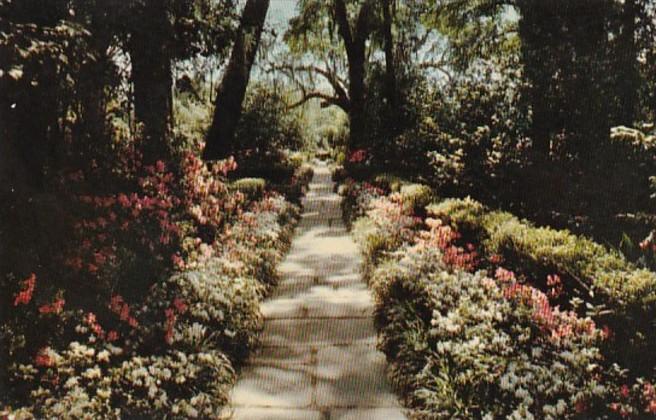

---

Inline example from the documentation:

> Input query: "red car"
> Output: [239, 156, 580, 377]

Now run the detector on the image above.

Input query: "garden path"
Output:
[228, 162, 406, 419]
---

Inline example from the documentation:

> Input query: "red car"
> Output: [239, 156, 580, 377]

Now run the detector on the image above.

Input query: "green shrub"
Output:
[287, 151, 305, 170]
[429, 197, 656, 373]
[373, 173, 407, 193]
[231, 178, 266, 200]
[234, 85, 304, 153]
[399, 183, 434, 214]
[144, 269, 264, 361]
[10, 341, 236, 419]
[350, 192, 420, 280]
[112, 350, 235, 418]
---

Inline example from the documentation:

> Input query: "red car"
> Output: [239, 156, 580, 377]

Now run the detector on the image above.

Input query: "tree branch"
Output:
[288, 91, 349, 111]
[269, 62, 350, 109]
[419, 61, 454, 81]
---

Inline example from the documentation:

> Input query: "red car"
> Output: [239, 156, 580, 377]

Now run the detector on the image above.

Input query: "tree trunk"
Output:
[334, 0, 372, 150]
[128, 0, 173, 166]
[382, 0, 397, 116]
[347, 43, 367, 150]
[78, 17, 112, 175]
[518, 1, 556, 158]
[203, 0, 270, 160]
[617, 0, 639, 125]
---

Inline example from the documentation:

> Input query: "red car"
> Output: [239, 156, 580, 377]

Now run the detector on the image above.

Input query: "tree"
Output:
[333, 0, 375, 149]
[203, 0, 270, 160]
[126, 0, 236, 164]
[429, 0, 617, 159]
[284, 0, 378, 150]
[127, 0, 174, 165]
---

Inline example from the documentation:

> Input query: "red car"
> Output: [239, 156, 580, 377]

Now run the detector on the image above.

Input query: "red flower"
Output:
[348, 149, 367, 163]
[173, 298, 188, 314]
[14, 273, 36, 306]
[39, 298, 65, 314]
[35, 347, 54, 367]
[94, 252, 107, 266]
[107, 330, 119, 342]
[117, 193, 130, 208]
[621, 385, 630, 398]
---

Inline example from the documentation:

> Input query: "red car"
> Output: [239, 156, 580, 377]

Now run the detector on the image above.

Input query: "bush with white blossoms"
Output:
[3, 172, 308, 418]
[342, 178, 653, 419]
[11, 341, 121, 419]
[371, 246, 611, 419]
[142, 268, 263, 361]
[112, 350, 234, 418]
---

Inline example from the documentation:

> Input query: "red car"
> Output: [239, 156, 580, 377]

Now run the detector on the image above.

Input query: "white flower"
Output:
[97, 350, 110, 363]
[97, 388, 111, 399]
[556, 399, 567, 415]
[82, 367, 101, 379]
[64, 377, 79, 389]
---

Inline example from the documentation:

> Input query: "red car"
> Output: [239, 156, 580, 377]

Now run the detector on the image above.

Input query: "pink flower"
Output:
[547, 274, 561, 286]
[648, 399, 656, 414]
[495, 267, 515, 283]
[621, 385, 630, 398]
[117, 193, 130, 208]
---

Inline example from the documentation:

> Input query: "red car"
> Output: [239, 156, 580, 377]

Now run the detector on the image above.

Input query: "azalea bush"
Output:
[343, 178, 656, 418]
[428, 197, 656, 375]
[371, 248, 612, 419]
[1, 118, 310, 417]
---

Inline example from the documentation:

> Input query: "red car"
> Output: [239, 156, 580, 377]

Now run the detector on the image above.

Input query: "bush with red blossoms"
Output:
[1, 123, 310, 417]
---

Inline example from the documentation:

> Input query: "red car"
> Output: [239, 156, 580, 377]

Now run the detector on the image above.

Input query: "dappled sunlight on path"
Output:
[228, 162, 406, 419]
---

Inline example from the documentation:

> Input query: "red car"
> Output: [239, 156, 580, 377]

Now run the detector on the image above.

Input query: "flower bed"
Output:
[342, 177, 656, 418]
[428, 198, 656, 375]
[1, 156, 310, 418]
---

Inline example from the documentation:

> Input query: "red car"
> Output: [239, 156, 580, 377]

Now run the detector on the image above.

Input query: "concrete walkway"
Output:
[229, 162, 406, 420]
